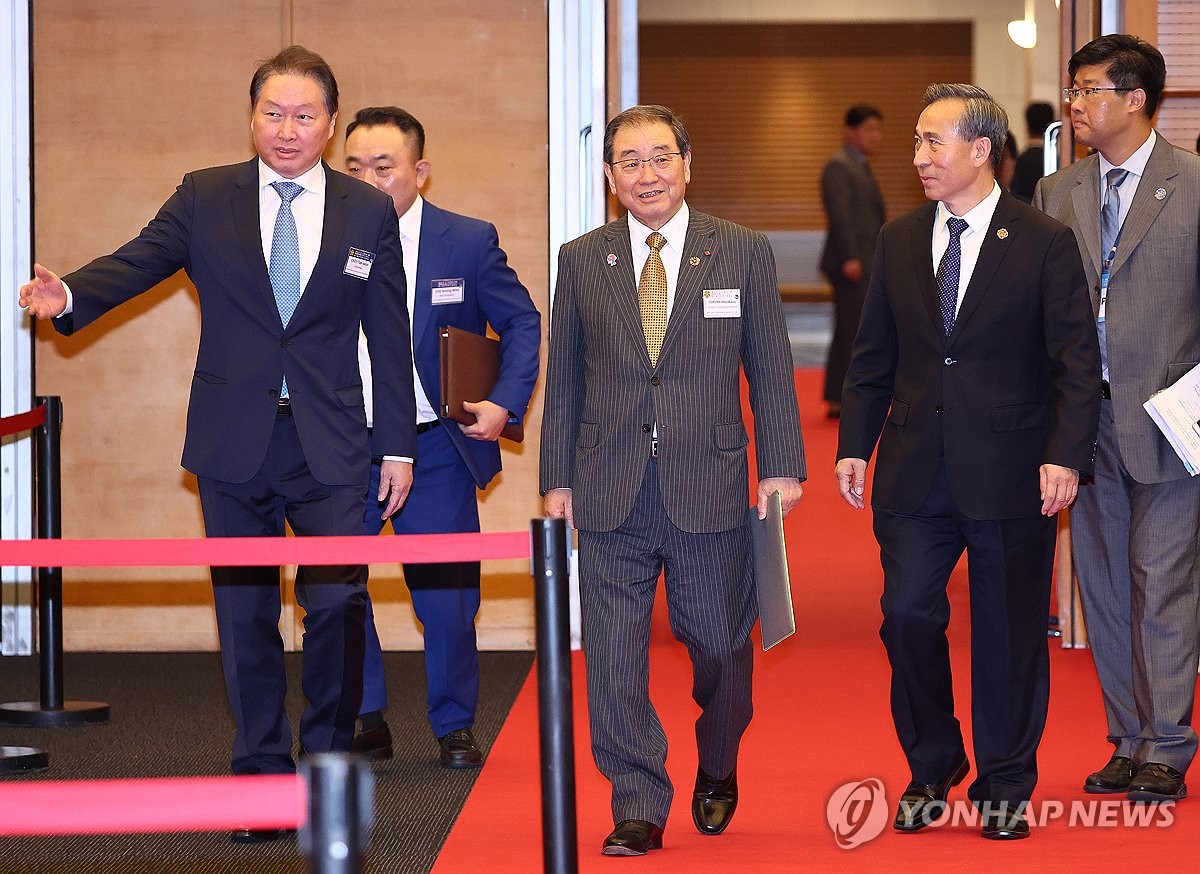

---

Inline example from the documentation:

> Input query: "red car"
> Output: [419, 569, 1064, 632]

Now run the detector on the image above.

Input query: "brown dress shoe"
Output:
[1084, 755, 1133, 793]
[692, 766, 738, 835]
[602, 820, 664, 856]
[1127, 762, 1187, 802]
[438, 728, 483, 768]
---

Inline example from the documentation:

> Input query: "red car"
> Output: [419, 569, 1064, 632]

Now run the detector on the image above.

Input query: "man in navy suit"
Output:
[19, 47, 416, 841]
[836, 84, 1099, 840]
[343, 106, 540, 767]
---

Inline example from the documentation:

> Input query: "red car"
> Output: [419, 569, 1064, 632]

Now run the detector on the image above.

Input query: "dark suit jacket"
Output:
[1035, 134, 1200, 484]
[373, 200, 540, 489]
[540, 209, 806, 534]
[838, 190, 1101, 519]
[819, 146, 887, 281]
[54, 158, 417, 486]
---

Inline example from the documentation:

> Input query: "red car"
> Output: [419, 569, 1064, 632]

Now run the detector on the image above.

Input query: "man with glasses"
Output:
[541, 104, 805, 855]
[1035, 34, 1200, 803]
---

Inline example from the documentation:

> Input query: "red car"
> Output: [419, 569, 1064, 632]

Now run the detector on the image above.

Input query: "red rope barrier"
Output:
[0, 531, 531, 568]
[0, 405, 46, 438]
[0, 774, 306, 836]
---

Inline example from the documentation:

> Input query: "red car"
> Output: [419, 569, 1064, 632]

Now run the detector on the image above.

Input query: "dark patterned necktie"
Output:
[937, 217, 969, 335]
[638, 231, 668, 365]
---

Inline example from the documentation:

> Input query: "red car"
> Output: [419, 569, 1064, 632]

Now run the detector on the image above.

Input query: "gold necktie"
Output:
[638, 231, 668, 366]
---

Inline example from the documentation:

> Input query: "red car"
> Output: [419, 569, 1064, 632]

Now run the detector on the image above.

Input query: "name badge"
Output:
[703, 288, 741, 318]
[431, 278, 465, 305]
[343, 247, 375, 280]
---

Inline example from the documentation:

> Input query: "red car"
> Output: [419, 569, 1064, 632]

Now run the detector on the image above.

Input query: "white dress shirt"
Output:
[258, 159, 326, 295]
[358, 195, 437, 429]
[932, 181, 1003, 318]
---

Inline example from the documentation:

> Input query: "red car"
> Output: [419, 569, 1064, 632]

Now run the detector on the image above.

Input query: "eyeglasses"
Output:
[1062, 86, 1132, 103]
[609, 152, 683, 176]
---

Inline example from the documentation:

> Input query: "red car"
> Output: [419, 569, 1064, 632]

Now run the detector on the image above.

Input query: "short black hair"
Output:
[345, 106, 426, 159]
[1024, 102, 1055, 136]
[250, 45, 338, 116]
[845, 105, 883, 128]
[1068, 34, 1166, 118]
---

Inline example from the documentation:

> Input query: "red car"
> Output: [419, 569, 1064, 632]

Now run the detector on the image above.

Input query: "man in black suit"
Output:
[836, 84, 1099, 840]
[820, 104, 887, 419]
[1011, 102, 1056, 204]
[18, 46, 416, 841]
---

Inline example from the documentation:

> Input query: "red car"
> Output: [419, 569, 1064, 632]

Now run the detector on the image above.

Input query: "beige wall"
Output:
[33, 0, 548, 651]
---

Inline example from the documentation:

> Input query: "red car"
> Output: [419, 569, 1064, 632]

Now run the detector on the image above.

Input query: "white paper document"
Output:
[1143, 363, 1200, 476]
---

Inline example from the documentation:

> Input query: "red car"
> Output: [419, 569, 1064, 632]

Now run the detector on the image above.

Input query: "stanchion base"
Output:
[0, 746, 50, 773]
[0, 700, 110, 727]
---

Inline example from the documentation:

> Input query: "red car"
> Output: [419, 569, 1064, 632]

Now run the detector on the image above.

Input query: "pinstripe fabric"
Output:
[579, 460, 754, 826]
[1035, 137, 1200, 770]
[540, 207, 804, 826]
[540, 210, 806, 533]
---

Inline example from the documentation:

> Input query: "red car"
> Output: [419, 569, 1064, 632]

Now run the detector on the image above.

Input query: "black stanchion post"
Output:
[0, 396, 108, 727]
[300, 753, 372, 874]
[531, 518, 578, 874]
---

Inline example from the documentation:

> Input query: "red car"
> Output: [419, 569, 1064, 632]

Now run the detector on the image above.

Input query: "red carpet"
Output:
[435, 369, 1198, 871]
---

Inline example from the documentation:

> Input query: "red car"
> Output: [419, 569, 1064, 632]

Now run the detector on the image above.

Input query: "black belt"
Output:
[276, 398, 292, 416]
[416, 419, 441, 435]
[1101, 379, 1111, 399]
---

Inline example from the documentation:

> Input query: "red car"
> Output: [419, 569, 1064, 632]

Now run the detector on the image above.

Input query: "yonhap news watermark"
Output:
[826, 778, 1176, 849]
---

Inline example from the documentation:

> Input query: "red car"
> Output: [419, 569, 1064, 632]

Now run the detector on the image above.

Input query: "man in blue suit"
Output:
[18, 48, 417, 842]
[344, 106, 541, 767]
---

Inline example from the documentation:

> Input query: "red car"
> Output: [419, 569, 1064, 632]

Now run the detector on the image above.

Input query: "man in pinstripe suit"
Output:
[1035, 34, 1200, 803]
[541, 104, 806, 856]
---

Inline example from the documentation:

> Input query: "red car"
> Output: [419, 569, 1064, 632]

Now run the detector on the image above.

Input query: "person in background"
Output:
[819, 104, 887, 420]
[344, 106, 540, 768]
[1012, 101, 1057, 203]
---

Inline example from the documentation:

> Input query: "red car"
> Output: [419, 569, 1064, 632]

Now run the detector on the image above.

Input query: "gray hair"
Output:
[603, 104, 691, 165]
[922, 83, 1009, 172]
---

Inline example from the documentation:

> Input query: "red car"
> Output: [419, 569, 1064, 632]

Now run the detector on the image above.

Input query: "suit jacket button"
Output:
[944, 357, 955, 365]
[650, 376, 661, 386]
[935, 405, 944, 414]
[641, 424, 652, 433]
[281, 339, 289, 348]
[269, 388, 278, 398]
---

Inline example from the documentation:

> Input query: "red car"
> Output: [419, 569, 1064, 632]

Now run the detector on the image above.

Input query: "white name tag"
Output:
[703, 288, 741, 318]
[431, 278, 465, 305]
[343, 247, 375, 280]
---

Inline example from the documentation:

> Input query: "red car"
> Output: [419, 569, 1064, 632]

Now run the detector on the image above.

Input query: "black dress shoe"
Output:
[352, 721, 394, 760]
[692, 766, 738, 835]
[601, 819, 664, 856]
[981, 805, 1029, 840]
[1127, 762, 1187, 802]
[1084, 755, 1134, 793]
[438, 728, 483, 768]
[230, 827, 294, 844]
[893, 755, 969, 832]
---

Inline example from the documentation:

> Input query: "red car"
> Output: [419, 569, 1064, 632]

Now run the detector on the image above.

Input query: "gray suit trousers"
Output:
[578, 458, 755, 826]
[1072, 399, 1200, 771]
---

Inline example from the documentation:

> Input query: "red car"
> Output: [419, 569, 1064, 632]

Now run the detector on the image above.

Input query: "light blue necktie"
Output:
[269, 180, 303, 398]
[937, 217, 969, 335]
[1098, 168, 1128, 380]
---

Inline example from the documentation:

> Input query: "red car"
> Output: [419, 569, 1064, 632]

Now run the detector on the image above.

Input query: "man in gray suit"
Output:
[820, 105, 887, 419]
[1035, 34, 1200, 803]
[541, 104, 806, 856]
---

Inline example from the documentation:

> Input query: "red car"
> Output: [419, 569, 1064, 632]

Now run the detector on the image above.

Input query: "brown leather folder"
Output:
[439, 325, 524, 442]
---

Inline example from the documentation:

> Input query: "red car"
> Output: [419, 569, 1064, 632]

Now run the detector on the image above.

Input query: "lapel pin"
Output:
[1155, 188, 1166, 200]
[704, 249, 711, 256]
[606, 253, 617, 267]
[996, 228, 1009, 240]
[689, 256, 701, 266]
